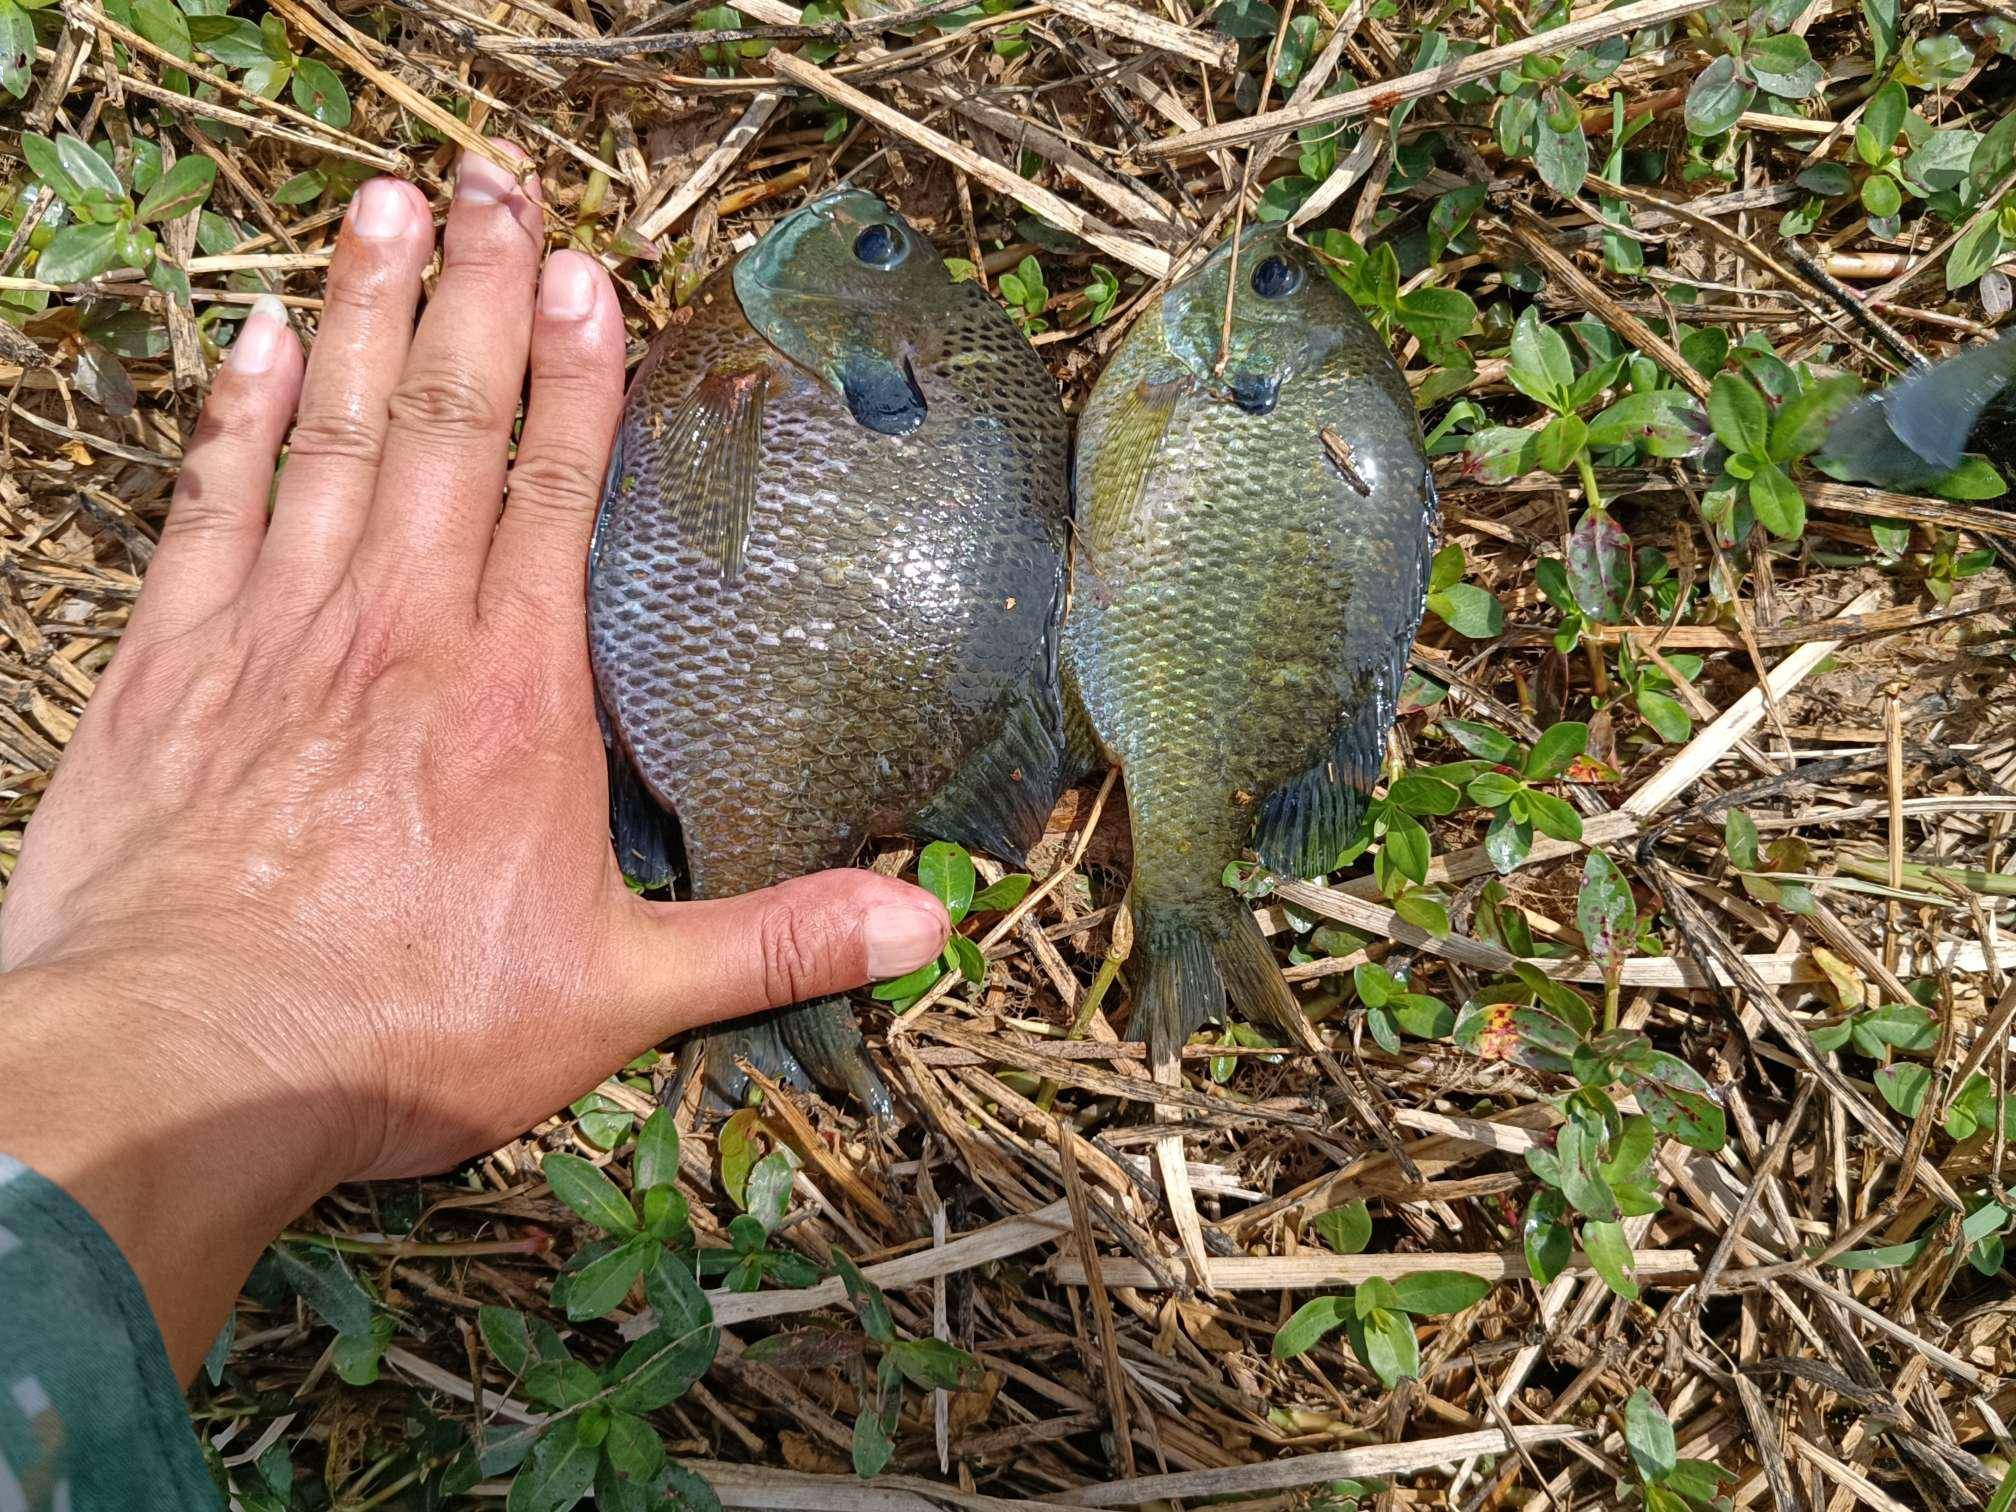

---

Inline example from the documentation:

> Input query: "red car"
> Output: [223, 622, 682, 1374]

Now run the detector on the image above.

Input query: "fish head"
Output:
[1159, 225, 1352, 415]
[733, 188, 950, 437]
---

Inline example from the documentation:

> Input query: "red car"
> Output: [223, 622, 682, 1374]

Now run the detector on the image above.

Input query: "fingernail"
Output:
[350, 178, 413, 240]
[458, 146, 529, 207]
[539, 251, 597, 321]
[864, 902, 947, 977]
[228, 294, 289, 375]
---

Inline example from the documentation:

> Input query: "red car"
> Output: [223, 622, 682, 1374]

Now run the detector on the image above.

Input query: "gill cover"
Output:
[734, 189, 941, 437]
[1159, 226, 1342, 415]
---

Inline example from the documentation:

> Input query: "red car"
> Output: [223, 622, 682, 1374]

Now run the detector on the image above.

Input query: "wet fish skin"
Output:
[1066, 226, 1435, 1057]
[589, 189, 1070, 1114]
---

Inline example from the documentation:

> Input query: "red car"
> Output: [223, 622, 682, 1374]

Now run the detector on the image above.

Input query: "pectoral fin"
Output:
[1081, 376, 1186, 553]
[658, 361, 769, 579]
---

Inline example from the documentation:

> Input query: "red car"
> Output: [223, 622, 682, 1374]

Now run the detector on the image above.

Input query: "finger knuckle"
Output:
[287, 411, 386, 470]
[755, 904, 837, 1008]
[506, 448, 601, 525]
[162, 472, 251, 548]
[387, 366, 504, 443]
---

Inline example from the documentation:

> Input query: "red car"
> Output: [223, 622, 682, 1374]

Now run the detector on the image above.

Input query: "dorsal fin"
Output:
[660, 360, 769, 579]
[1080, 376, 1188, 553]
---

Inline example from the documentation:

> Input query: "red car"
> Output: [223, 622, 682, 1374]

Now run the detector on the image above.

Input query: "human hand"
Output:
[0, 144, 949, 1376]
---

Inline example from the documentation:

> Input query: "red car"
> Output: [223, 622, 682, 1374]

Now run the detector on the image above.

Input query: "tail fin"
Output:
[667, 1003, 892, 1121]
[1128, 898, 1308, 1057]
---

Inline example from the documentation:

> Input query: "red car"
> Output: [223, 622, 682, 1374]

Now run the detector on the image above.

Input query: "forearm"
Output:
[0, 959, 344, 1380]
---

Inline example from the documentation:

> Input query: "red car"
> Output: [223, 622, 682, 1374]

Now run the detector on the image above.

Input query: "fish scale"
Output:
[590, 191, 1069, 1113]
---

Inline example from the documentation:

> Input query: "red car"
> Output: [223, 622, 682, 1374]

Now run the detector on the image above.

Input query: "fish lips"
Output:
[840, 354, 928, 436]
[1226, 369, 1282, 415]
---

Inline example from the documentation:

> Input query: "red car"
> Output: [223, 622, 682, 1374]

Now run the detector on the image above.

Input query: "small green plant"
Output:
[1307, 229, 1477, 363]
[1075, 263, 1120, 325]
[0, 0, 45, 99]
[871, 840, 1032, 1009]
[1455, 960, 1726, 1299]
[1351, 962, 1453, 1053]
[995, 254, 1050, 334]
[1329, 767, 1467, 933]
[180, 11, 352, 125]
[1700, 365, 1858, 543]
[1613, 644, 1701, 746]
[1622, 1387, 1736, 1510]
[1271, 1269, 1492, 1386]
[1723, 810, 1816, 914]
[1682, 16, 1822, 137]
[829, 1251, 980, 1476]
[1424, 543, 1505, 640]
[21, 133, 215, 303]
[452, 1113, 720, 1510]
[1439, 717, 1588, 873]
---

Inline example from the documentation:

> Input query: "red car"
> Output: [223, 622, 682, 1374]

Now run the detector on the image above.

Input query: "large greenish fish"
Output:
[1066, 226, 1434, 1063]
[589, 189, 1070, 1116]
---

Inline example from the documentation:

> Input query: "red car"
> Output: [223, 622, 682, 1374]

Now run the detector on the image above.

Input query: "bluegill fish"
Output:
[589, 189, 1071, 1115]
[1065, 226, 1435, 1061]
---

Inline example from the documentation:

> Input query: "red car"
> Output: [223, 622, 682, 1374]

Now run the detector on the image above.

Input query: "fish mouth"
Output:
[841, 353, 928, 436]
[1227, 370, 1281, 415]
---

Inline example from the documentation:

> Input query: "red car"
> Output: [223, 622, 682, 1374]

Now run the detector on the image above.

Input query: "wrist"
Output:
[0, 956, 350, 1378]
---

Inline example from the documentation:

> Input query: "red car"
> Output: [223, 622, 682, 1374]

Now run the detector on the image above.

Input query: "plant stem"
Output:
[1575, 447, 1605, 515]
[277, 1229, 549, 1259]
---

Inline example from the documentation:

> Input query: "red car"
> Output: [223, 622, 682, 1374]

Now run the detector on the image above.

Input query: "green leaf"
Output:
[949, 932, 987, 985]
[35, 222, 121, 284]
[567, 1233, 655, 1321]
[1861, 172, 1903, 218]
[523, 1358, 602, 1408]
[506, 1415, 599, 1512]
[289, 56, 352, 128]
[0, 0, 34, 101]
[480, 1306, 534, 1377]
[889, 1337, 977, 1391]
[1828, 1232, 1935, 1270]
[1523, 721, 1588, 781]
[1746, 31, 1820, 96]
[1534, 412, 1588, 473]
[22, 135, 80, 201]
[1534, 106, 1589, 197]
[1746, 459, 1806, 539]
[135, 155, 216, 224]
[270, 1241, 375, 1337]
[633, 1107, 681, 1195]
[1442, 719, 1518, 764]
[189, 13, 269, 65]
[870, 958, 941, 1001]
[1706, 372, 1768, 457]
[545, 1152, 638, 1236]
[1796, 162, 1853, 196]
[1859, 80, 1908, 159]
[1508, 308, 1576, 410]
[1932, 456, 2008, 500]
[1390, 1270, 1491, 1316]
[853, 1356, 902, 1477]
[1380, 810, 1431, 885]
[1624, 1387, 1678, 1482]
[831, 1248, 896, 1344]
[1521, 787, 1584, 843]
[1577, 852, 1633, 971]
[654, 1465, 726, 1511]
[611, 1258, 717, 1411]
[1875, 1060, 1931, 1116]
[1768, 374, 1859, 463]
[1636, 688, 1693, 743]
[970, 873, 1032, 912]
[917, 840, 977, 922]
[1581, 1217, 1638, 1299]
[132, 0, 192, 58]
[1429, 582, 1504, 638]
[1393, 891, 1452, 937]
[744, 1150, 794, 1234]
[331, 1312, 395, 1386]
[1313, 1200, 1372, 1255]
[1524, 1190, 1571, 1284]
[1272, 1294, 1351, 1357]
[1359, 1307, 1419, 1388]
[1684, 54, 1751, 136]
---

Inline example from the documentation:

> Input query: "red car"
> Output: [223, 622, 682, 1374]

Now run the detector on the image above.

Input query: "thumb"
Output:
[612, 869, 950, 1030]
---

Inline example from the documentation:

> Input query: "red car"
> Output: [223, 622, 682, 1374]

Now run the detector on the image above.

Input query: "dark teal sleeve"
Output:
[0, 1154, 223, 1510]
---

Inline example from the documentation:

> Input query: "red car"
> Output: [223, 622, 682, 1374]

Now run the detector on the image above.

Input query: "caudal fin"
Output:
[1128, 898, 1308, 1058]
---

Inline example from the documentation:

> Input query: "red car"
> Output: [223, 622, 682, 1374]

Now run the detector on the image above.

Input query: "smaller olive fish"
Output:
[1064, 226, 1435, 1066]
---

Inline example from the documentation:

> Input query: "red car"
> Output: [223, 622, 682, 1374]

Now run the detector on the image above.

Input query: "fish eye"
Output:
[853, 223, 906, 269]
[1251, 255, 1302, 299]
